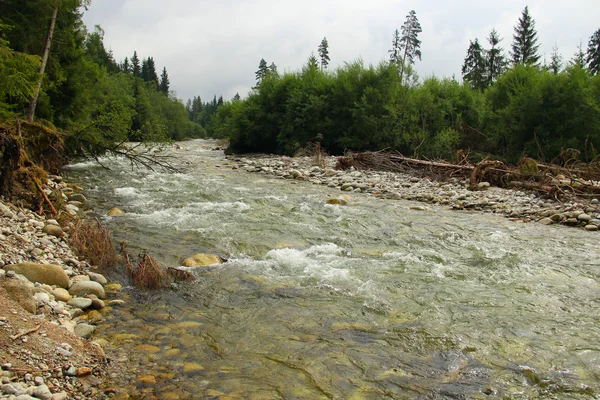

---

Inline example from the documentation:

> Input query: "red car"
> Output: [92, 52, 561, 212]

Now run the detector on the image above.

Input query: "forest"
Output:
[0, 0, 203, 164]
[207, 8, 600, 164]
[1, 2, 600, 166]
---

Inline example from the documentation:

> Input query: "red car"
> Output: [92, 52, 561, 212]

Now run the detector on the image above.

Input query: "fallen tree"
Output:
[335, 151, 600, 201]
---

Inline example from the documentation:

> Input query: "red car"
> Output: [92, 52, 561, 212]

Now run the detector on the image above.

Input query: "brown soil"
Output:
[0, 284, 118, 398]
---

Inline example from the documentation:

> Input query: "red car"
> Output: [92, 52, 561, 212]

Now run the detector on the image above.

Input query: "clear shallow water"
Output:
[66, 140, 600, 399]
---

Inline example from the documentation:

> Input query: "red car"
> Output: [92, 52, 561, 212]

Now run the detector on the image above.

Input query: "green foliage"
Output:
[0, 1, 201, 161]
[0, 26, 42, 115]
[588, 28, 600, 75]
[318, 37, 330, 70]
[462, 39, 487, 90]
[511, 6, 541, 65]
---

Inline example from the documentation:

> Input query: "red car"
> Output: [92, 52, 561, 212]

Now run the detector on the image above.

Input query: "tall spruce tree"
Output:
[159, 67, 169, 95]
[131, 51, 141, 77]
[511, 6, 541, 65]
[318, 37, 330, 70]
[570, 41, 587, 67]
[255, 58, 268, 84]
[462, 39, 487, 90]
[307, 53, 319, 70]
[121, 57, 130, 73]
[549, 44, 562, 74]
[587, 28, 600, 75]
[398, 10, 422, 82]
[486, 28, 506, 86]
[389, 29, 401, 65]
[269, 62, 278, 75]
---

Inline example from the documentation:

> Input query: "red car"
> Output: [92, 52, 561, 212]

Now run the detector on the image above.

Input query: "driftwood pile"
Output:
[335, 151, 600, 201]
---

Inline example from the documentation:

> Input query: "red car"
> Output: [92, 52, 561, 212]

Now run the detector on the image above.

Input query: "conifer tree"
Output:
[486, 28, 506, 86]
[389, 29, 401, 65]
[131, 51, 141, 77]
[398, 10, 422, 82]
[549, 44, 562, 74]
[511, 6, 541, 65]
[144, 57, 159, 87]
[159, 67, 169, 95]
[255, 58, 268, 84]
[121, 57, 130, 73]
[587, 28, 600, 75]
[462, 39, 487, 90]
[233, 92, 241, 101]
[570, 41, 587, 67]
[307, 53, 319, 70]
[318, 37, 330, 70]
[269, 62, 278, 75]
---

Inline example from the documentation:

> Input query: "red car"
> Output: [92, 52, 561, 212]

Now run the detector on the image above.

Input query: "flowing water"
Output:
[65, 140, 600, 399]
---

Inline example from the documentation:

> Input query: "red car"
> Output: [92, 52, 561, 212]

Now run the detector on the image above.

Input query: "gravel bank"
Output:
[0, 177, 126, 399]
[227, 154, 600, 231]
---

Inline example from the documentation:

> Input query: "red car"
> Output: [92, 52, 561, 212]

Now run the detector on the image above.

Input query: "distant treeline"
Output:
[204, 7, 600, 163]
[205, 61, 600, 163]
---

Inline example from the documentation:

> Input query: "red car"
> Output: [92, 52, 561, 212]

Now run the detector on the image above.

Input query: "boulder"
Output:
[3, 278, 36, 313]
[4, 263, 70, 288]
[69, 281, 105, 299]
[42, 224, 64, 238]
[182, 254, 223, 267]
[107, 208, 125, 217]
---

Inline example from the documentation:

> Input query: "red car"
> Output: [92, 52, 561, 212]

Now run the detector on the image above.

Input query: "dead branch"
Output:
[335, 151, 600, 201]
[33, 178, 57, 216]
[11, 325, 41, 340]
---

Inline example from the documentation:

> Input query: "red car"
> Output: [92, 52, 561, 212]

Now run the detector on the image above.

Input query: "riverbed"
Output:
[65, 139, 600, 399]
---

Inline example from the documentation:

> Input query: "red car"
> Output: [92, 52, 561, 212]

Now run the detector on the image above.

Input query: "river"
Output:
[65, 139, 600, 399]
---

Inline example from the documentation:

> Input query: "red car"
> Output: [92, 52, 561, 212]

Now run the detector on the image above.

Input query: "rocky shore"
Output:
[227, 154, 600, 231]
[0, 177, 125, 399]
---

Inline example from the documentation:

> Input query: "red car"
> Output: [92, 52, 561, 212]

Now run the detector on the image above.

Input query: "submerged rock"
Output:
[106, 207, 125, 217]
[182, 254, 223, 267]
[326, 198, 347, 205]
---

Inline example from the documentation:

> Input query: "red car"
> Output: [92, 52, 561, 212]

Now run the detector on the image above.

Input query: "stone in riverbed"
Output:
[106, 207, 125, 217]
[326, 198, 347, 205]
[104, 283, 122, 293]
[69, 281, 105, 299]
[577, 213, 592, 222]
[182, 254, 223, 267]
[584, 225, 598, 231]
[32, 384, 52, 400]
[538, 218, 553, 225]
[87, 272, 107, 285]
[68, 298, 93, 309]
[183, 362, 204, 374]
[68, 193, 87, 203]
[52, 288, 71, 302]
[74, 323, 95, 339]
[3, 279, 36, 313]
[4, 263, 70, 288]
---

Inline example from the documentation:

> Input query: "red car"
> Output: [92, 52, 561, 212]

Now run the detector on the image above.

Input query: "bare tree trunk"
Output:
[27, 6, 58, 123]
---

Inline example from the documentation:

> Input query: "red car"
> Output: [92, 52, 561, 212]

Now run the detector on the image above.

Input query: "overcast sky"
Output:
[82, 0, 600, 103]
